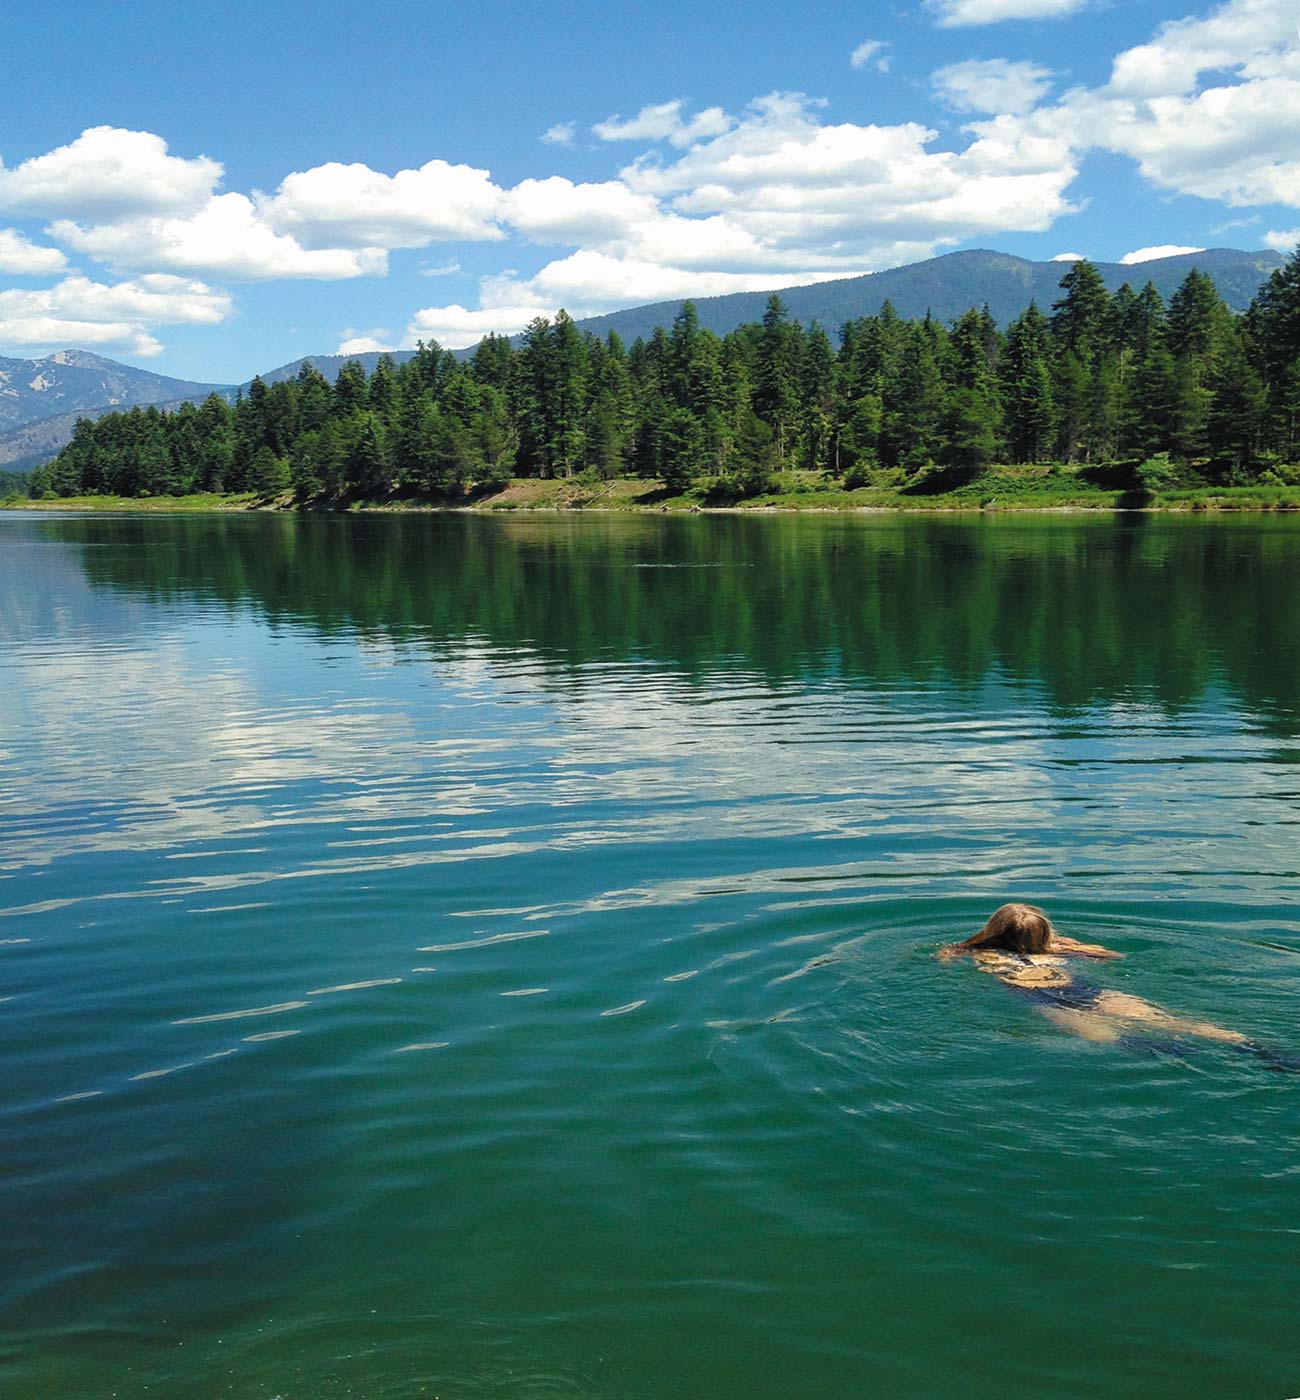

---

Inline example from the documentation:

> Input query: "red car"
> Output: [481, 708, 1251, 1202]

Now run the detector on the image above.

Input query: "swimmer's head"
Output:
[965, 902, 1056, 954]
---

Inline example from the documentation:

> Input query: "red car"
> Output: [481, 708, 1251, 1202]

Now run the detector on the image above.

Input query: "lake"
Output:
[2, 510, 1299, 1400]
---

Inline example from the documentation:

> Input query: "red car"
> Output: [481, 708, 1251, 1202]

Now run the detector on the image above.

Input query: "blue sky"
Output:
[1, 0, 1297, 383]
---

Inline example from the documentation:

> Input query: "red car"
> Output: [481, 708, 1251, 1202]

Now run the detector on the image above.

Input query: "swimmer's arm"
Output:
[1051, 935, 1123, 960]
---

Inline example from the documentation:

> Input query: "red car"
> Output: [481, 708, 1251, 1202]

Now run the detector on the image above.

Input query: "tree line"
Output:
[28, 247, 1300, 501]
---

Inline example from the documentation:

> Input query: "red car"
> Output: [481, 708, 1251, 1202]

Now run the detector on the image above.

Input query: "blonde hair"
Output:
[959, 902, 1056, 955]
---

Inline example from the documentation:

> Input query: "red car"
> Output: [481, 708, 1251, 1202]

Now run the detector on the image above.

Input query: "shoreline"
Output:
[6, 482, 1300, 516]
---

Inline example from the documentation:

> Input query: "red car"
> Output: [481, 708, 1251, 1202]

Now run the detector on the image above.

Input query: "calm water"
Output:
[2, 511, 1299, 1400]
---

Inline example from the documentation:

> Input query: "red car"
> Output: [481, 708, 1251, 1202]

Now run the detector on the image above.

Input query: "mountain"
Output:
[0, 350, 232, 470]
[255, 247, 1283, 389]
[559, 247, 1286, 345]
[0, 349, 230, 431]
[0, 396, 228, 472]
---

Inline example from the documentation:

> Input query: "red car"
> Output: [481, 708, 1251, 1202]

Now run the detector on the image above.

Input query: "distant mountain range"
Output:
[565, 246, 1286, 344]
[0, 350, 232, 470]
[1, 247, 1286, 473]
[253, 247, 1286, 385]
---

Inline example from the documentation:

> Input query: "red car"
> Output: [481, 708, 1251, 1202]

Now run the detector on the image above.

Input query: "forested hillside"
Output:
[29, 251, 1300, 504]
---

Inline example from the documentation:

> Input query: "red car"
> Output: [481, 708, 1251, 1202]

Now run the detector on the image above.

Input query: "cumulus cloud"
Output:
[928, 0, 1088, 26]
[0, 228, 68, 274]
[0, 315, 163, 358]
[971, 0, 1300, 210]
[1107, 0, 1296, 97]
[336, 331, 394, 354]
[410, 87, 1085, 346]
[1051, 251, 1085, 261]
[622, 92, 1078, 249]
[932, 58, 1054, 113]
[1120, 244, 1205, 264]
[0, 126, 219, 219]
[0, 273, 229, 358]
[850, 40, 891, 73]
[403, 302, 555, 350]
[541, 122, 577, 146]
[482, 249, 829, 315]
[594, 100, 734, 148]
[0, 273, 228, 325]
[502, 177, 660, 245]
[1263, 228, 1300, 252]
[49, 194, 388, 281]
[258, 158, 503, 248]
[402, 251, 834, 349]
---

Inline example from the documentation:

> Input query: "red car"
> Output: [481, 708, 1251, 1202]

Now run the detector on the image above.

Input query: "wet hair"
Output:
[959, 902, 1056, 955]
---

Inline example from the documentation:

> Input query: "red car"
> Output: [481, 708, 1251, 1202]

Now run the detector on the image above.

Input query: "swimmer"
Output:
[939, 902, 1255, 1050]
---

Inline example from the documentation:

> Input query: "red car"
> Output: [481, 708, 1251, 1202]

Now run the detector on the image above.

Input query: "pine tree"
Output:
[295, 362, 333, 433]
[471, 334, 515, 393]
[888, 320, 945, 470]
[549, 310, 589, 477]
[1126, 344, 1178, 458]
[1167, 269, 1231, 366]
[333, 360, 370, 417]
[369, 355, 398, 418]
[1051, 260, 1112, 365]
[943, 309, 1000, 471]
[348, 414, 391, 496]
[1206, 338, 1267, 473]
[1001, 305, 1054, 463]
[753, 296, 802, 460]
[249, 444, 290, 497]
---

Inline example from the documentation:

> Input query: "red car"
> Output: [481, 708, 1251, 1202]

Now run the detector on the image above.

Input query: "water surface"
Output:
[2, 511, 1298, 1399]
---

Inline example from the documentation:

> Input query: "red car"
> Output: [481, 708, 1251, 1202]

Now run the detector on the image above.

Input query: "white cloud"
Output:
[1120, 244, 1205, 264]
[850, 40, 891, 73]
[1100, 82, 1300, 206]
[0, 317, 164, 357]
[502, 177, 660, 245]
[419, 258, 462, 277]
[928, 0, 1088, 26]
[0, 126, 220, 219]
[0, 228, 67, 274]
[0, 273, 229, 358]
[932, 58, 1054, 114]
[415, 87, 1084, 343]
[479, 250, 830, 318]
[1107, 0, 1297, 97]
[541, 122, 577, 146]
[87, 273, 226, 324]
[403, 302, 555, 350]
[623, 92, 1078, 249]
[336, 332, 394, 354]
[1051, 251, 1085, 261]
[0, 273, 228, 326]
[1263, 228, 1300, 252]
[971, 0, 1300, 210]
[594, 100, 733, 148]
[258, 159, 503, 249]
[49, 194, 388, 281]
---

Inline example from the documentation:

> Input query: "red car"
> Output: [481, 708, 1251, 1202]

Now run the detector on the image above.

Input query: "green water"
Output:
[2, 512, 1299, 1400]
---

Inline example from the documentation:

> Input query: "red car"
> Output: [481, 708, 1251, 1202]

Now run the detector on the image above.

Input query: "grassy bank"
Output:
[6, 465, 1300, 514]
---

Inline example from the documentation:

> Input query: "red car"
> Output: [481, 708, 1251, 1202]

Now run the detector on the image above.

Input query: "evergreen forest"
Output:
[27, 250, 1300, 504]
